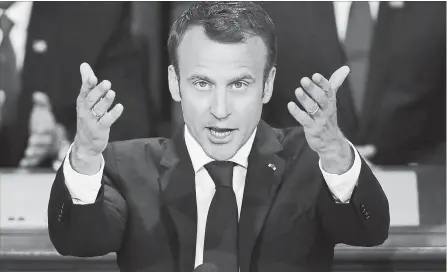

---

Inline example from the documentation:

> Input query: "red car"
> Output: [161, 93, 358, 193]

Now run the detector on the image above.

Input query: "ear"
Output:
[262, 66, 276, 104]
[168, 65, 181, 102]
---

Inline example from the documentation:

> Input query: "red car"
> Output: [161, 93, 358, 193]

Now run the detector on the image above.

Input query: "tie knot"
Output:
[0, 14, 13, 35]
[205, 161, 236, 187]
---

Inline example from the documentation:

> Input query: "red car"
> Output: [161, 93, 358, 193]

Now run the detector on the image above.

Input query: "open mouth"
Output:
[207, 127, 236, 140]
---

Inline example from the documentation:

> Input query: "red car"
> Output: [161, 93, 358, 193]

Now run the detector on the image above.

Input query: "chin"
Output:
[204, 144, 238, 161]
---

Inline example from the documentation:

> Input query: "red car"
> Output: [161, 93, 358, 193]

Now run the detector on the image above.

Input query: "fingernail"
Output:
[102, 80, 111, 89]
[287, 102, 295, 111]
[295, 87, 304, 97]
[301, 77, 311, 87]
[313, 73, 321, 82]
[107, 90, 115, 99]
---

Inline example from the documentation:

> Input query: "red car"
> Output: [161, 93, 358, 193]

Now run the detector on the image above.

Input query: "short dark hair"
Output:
[167, 1, 277, 80]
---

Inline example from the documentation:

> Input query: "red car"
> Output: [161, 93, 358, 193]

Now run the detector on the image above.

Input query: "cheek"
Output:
[180, 87, 209, 123]
[232, 93, 263, 114]
[230, 94, 263, 126]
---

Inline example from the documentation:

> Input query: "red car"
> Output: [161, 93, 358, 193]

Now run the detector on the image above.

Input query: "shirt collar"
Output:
[184, 125, 257, 173]
[1, 2, 33, 31]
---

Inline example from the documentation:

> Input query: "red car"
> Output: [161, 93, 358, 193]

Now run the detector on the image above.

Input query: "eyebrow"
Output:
[187, 73, 256, 84]
[187, 74, 216, 84]
[228, 74, 256, 83]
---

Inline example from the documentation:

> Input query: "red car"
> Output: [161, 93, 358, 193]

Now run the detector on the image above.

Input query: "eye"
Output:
[193, 80, 212, 91]
[230, 81, 248, 91]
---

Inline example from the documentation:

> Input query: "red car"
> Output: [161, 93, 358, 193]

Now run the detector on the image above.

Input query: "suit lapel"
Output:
[238, 121, 286, 272]
[159, 128, 197, 272]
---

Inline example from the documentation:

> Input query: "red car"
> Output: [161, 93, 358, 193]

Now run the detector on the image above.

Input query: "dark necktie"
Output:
[344, 2, 374, 114]
[0, 14, 20, 125]
[203, 161, 238, 272]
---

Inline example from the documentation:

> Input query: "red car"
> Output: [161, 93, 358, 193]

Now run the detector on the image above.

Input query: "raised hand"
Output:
[287, 66, 353, 174]
[71, 63, 123, 174]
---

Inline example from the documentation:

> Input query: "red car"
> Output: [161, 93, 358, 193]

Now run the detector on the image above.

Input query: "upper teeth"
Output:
[211, 129, 231, 137]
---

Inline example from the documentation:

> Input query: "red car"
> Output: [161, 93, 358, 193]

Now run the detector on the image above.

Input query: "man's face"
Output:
[169, 26, 276, 160]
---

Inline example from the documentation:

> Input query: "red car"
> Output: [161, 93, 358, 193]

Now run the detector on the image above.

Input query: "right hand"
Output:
[0, 90, 5, 126]
[71, 63, 123, 173]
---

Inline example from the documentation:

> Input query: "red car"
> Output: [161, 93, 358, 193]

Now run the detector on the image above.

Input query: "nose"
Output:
[210, 88, 230, 120]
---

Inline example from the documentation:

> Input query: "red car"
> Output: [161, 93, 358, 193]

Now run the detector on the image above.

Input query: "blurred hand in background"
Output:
[19, 92, 67, 168]
[356, 144, 378, 169]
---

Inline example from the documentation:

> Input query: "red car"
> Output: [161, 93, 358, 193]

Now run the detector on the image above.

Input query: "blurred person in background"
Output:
[261, 1, 446, 166]
[0, 1, 153, 169]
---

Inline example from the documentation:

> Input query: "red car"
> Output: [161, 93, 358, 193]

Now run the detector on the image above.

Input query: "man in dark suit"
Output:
[48, 2, 389, 272]
[261, 2, 446, 166]
[0, 2, 152, 168]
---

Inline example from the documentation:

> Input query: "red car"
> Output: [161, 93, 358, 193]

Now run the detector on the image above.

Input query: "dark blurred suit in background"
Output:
[0, 2, 153, 167]
[261, 1, 446, 166]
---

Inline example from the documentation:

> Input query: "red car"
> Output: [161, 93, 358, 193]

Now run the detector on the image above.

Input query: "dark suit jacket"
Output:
[261, 2, 446, 165]
[48, 121, 390, 272]
[0, 2, 152, 167]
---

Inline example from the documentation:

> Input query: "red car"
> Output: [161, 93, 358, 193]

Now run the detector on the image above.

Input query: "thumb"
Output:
[329, 66, 350, 94]
[32, 91, 51, 109]
[0, 90, 5, 108]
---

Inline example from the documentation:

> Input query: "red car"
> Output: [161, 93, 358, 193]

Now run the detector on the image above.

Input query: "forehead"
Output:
[177, 26, 268, 76]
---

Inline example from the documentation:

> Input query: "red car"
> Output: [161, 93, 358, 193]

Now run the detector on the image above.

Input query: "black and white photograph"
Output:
[0, 1, 445, 272]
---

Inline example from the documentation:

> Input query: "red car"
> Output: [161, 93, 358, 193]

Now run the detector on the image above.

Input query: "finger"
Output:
[20, 146, 48, 167]
[92, 90, 116, 117]
[287, 102, 314, 128]
[329, 66, 350, 94]
[300, 77, 329, 109]
[32, 91, 51, 108]
[19, 158, 36, 168]
[79, 63, 98, 97]
[0, 90, 5, 108]
[294, 87, 322, 119]
[85, 80, 112, 109]
[98, 103, 124, 129]
[19, 156, 41, 167]
[25, 145, 49, 157]
[28, 134, 53, 147]
[312, 73, 334, 99]
[30, 122, 55, 134]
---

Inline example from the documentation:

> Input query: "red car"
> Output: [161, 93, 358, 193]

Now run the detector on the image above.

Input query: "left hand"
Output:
[19, 92, 64, 167]
[287, 66, 353, 174]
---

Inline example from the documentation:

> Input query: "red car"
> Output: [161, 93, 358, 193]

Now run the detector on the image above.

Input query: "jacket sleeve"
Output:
[47, 143, 128, 257]
[317, 157, 390, 246]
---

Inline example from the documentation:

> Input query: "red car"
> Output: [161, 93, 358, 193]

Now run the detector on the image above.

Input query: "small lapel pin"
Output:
[389, 1, 405, 9]
[32, 40, 48, 54]
[268, 163, 276, 171]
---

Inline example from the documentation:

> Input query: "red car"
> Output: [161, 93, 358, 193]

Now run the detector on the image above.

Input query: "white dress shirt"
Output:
[0, 1, 33, 71]
[63, 126, 362, 269]
[333, 1, 380, 41]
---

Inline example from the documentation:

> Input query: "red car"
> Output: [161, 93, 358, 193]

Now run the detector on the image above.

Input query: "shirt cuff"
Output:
[318, 140, 361, 203]
[63, 143, 104, 205]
